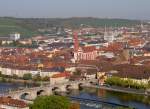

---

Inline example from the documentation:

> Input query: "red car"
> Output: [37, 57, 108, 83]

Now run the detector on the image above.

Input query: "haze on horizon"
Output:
[0, 0, 150, 20]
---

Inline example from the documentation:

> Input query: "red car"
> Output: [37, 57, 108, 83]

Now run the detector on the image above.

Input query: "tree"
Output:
[42, 76, 49, 81]
[105, 76, 148, 90]
[30, 95, 71, 109]
[12, 40, 19, 47]
[23, 73, 32, 80]
[33, 74, 41, 81]
[148, 81, 150, 88]
[12, 74, 18, 79]
[0, 40, 2, 46]
[0, 71, 2, 77]
[1, 77, 6, 82]
[73, 69, 82, 76]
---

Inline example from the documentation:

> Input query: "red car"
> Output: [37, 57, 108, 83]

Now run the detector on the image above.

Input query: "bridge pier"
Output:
[44, 87, 53, 95]
[69, 83, 79, 90]
[59, 85, 67, 92]
[31, 91, 38, 100]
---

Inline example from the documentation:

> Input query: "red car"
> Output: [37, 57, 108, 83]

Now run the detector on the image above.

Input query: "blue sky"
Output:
[0, 0, 150, 19]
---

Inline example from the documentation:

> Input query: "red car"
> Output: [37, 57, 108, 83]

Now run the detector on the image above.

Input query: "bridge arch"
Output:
[37, 90, 46, 96]
[20, 92, 30, 100]
[66, 84, 72, 90]
[78, 83, 84, 87]
[78, 83, 84, 90]
[52, 87, 60, 92]
[52, 87, 61, 95]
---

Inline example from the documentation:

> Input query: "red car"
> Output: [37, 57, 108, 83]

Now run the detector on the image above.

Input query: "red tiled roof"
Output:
[51, 72, 71, 78]
[82, 46, 97, 52]
[128, 38, 145, 47]
[99, 42, 123, 52]
[0, 97, 28, 108]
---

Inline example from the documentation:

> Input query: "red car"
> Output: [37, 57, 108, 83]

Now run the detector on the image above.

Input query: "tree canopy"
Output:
[105, 76, 149, 89]
[23, 73, 32, 80]
[30, 95, 71, 109]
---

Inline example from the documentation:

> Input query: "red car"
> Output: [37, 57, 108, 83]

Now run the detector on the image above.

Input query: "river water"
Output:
[0, 83, 150, 109]
[0, 82, 39, 94]
[68, 87, 150, 109]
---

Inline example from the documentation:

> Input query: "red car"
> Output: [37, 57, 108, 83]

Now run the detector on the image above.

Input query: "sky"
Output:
[0, 0, 150, 20]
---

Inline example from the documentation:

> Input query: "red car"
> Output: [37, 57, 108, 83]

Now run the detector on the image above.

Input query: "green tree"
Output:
[33, 74, 41, 81]
[42, 76, 49, 81]
[23, 73, 32, 80]
[0, 40, 2, 46]
[0, 71, 2, 77]
[105, 76, 148, 90]
[1, 77, 6, 82]
[12, 41, 18, 46]
[30, 95, 71, 109]
[148, 81, 150, 88]
[12, 74, 18, 79]
[73, 69, 82, 76]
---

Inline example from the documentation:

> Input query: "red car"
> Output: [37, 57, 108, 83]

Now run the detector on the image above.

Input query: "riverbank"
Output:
[84, 85, 150, 96]
[0, 77, 49, 85]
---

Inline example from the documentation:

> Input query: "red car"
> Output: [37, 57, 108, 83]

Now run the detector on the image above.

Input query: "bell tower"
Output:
[73, 31, 80, 62]
[73, 31, 79, 52]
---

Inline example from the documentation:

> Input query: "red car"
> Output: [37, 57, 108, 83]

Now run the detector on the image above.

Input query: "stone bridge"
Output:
[4, 79, 97, 101]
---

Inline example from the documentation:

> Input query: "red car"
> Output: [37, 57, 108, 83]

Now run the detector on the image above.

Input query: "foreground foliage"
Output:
[30, 95, 71, 109]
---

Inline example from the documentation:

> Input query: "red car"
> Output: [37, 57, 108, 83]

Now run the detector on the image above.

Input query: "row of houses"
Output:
[0, 66, 61, 78]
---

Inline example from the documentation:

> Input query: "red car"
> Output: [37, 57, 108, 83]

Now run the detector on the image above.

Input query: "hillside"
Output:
[0, 17, 38, 38]
[61, 17, 140, 28]
[0, 17, 140, 38]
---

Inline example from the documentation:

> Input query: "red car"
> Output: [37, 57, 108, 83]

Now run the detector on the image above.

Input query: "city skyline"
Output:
[0, 0, 150, 20]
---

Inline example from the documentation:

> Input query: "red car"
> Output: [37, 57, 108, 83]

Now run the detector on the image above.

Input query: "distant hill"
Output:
[60, 17, 140, 28]
[0, 17, 38, 38]
[0, 17, 140, 38]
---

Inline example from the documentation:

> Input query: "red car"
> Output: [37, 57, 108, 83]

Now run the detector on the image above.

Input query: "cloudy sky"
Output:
[0, 0, 150, 19]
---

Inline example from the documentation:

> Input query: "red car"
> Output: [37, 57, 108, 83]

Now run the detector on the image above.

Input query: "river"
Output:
[0, 82, 39, 94]
[68, 87, 150, 109]
[0, 83, 150, 109]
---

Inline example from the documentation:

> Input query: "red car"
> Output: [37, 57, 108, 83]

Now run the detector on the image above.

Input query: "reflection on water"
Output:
[0, 82, 39, 94]
[80, 102, 102, 109]
[0, 83, 23, 93]
[79, 101, 116, 109]
[106, 90, 150, 105]
[68, 87, 150, 109]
